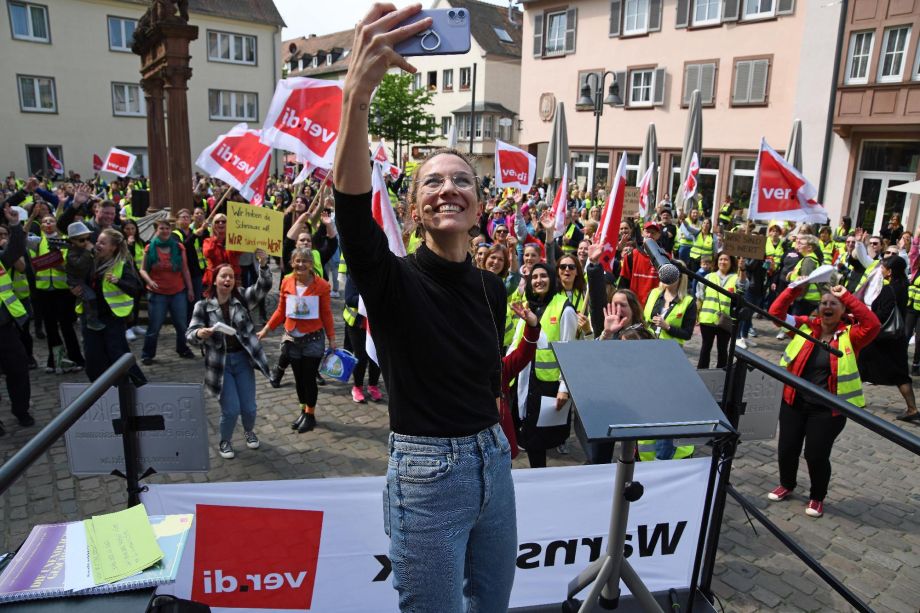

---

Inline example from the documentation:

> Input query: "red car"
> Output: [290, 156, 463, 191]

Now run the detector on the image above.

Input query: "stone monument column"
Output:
[163, 61, 194, 216]
[140, 77, 167, 213]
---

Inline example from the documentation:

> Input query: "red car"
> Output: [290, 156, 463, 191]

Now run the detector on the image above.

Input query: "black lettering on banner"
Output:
[373, 554, 392, 582]
[516, 542, 542, 569]
[638, 521, 686, 557]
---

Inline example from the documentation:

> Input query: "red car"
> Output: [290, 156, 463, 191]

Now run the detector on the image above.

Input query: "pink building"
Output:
[518, 0, 842, 218]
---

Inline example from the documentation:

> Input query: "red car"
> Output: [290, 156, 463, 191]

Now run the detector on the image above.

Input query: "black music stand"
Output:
[553, 340, 736, 613]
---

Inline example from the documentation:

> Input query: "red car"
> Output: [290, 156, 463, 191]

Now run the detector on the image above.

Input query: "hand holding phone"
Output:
[393, 8, 471, 57]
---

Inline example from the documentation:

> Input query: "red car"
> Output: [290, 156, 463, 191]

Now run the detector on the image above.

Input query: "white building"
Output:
[1, 0, 285, 179]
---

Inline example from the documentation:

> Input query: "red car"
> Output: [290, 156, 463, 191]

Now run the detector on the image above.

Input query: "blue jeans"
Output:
[385, 423, 516, 612]
[142, 291, 189, 359]
[677, 244, 693, 265]
[654, 439, 676, 460]
[326, 245, 341, 291]
[219, 350, 257, 442]
[82, 315, 148, 387]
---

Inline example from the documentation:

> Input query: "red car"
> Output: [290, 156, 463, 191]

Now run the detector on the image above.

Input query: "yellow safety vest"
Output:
[909, 273, 920, 312]
[718, 203, 733, 224]
[343, 304, 358, 327]
[643, 288, 694, 345]
[765, 239, 785, 269]
[76, 260, 133, 318]
[689, 233, 713, 261]
[819, 241, 835, 265]
[504, 289, 524, 348]
[678, 222, 699, 248]
[561, 224, 577, 253]
[509, 293, 569, 382]
[0, 263, 28, 325]
[833, 226, 848, 247]
[780, 324, 865, 407]
[11, 267, 30, 300]
[857, 259, 880, 291]
[698, 272, 737, 325]
[34, 235, 68, 290]
[407, 233, 422, 255]
[790, 253, 821, 303]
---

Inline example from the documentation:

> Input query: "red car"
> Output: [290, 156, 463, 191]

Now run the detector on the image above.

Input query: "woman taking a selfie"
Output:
[333, 5, 513, 610]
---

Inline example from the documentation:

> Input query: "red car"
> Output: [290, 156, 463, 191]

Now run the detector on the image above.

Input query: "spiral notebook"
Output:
[0, 514, 193, 603]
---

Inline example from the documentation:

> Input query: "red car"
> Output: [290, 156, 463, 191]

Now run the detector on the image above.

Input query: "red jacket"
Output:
[202, 236, 241, 287]
[500, 323, 540, 458]
[620, 248, 661, 307]
[768, 286, 880, 407]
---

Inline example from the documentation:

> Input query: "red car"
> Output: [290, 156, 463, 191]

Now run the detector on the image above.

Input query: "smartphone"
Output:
[393, 8, 471, 56]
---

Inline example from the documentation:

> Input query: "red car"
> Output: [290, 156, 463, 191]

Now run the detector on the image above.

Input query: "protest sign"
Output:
[195, 124, 271, 205]
[226, 201, 283, 257]
[622, 186, 641, 218]
[722, 232, 767, 259]
[260, 78, 343, 169]
[102, 148, 137, 177]
[495, 140, 537, 192]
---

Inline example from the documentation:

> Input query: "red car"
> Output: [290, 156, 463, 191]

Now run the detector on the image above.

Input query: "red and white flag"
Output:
[260, 77, 343, 170]
[682, 152, 699, 201]
[283, 164, 295, 180]
[748, 138, 827, 223]
[371, 140, 401, 181]
[92, 154, 103, 172]
[494, 140, 536, 192]
[195, 123, 272, 205]
[637, 163, 655, 220]
[102, 147, 137, 177]
[549, 163, 569, 236]
[46, 148, 63, 175]
[593, 154, 629, 273]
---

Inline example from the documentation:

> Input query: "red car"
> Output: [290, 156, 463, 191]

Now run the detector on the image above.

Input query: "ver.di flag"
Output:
[260, 77, 343, 170]
[549, 163, 569, 236]
[637, 163, 655, 220]
[494, 140, 537, 192]
[593, 154, 628, 273]
[46, 148, 63, 175]
[371, 140, 401, 180]
[682, 152, 699, 201]
[101, 147, 137, 177]
[748, 138, 827, 223]
[195, 123, 272, 205]
[92, 154, 103, 172]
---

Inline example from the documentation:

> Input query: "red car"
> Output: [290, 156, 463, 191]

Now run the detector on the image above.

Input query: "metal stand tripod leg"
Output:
[567, 440, 665, 613]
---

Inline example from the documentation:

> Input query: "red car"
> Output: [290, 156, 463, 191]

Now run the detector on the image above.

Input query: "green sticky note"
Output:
[86, 504, 164, 585]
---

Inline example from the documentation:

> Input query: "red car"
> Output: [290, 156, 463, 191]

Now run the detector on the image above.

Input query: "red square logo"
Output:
[191, 504, 323, 610]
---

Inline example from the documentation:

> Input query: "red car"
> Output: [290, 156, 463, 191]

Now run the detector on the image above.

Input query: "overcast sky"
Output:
[275, 0, 512, 40]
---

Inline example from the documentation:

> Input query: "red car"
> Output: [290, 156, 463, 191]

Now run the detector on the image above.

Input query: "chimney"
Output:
[309, 33, 316, 38]
[508, 1, 514, 24]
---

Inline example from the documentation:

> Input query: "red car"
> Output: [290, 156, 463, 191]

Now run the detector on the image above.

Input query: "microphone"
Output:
[644, 237, 681, 285]
[423, 205, 433, 214]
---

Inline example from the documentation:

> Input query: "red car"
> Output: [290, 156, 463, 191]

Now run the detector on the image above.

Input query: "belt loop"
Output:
[489, 424, 500, 448]
[388, 432, 395, 455]
[450, 437, 459, 461]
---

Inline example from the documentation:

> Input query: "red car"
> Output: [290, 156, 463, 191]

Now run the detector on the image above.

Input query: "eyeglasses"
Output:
[558, 263, 577, 271]
[869, 241, 880, 246]
[417, 173, 477, 194]
[213, 220, 226, 225]
[494, 229, 508, 235]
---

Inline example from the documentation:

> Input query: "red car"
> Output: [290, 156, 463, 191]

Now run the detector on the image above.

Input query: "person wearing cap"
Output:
[65, 221, 104, 332]
[657, 208, 677, 253]
[619, 221, 668, 308]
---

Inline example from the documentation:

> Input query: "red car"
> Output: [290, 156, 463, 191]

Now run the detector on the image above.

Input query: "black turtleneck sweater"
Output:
[334, 190, 505, 437]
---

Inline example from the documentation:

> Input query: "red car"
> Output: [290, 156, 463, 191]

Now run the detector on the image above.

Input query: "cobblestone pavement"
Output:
[1, 277, 918, 612]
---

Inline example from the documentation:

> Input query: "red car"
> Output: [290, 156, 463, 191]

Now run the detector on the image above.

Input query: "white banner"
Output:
[142, 460, 711, 612]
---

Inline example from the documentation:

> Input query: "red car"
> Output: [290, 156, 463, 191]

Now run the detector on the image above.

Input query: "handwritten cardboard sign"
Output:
[226, 201, 283, 257]
[722, 231, 767, 260]
[622, 186, 641, 218]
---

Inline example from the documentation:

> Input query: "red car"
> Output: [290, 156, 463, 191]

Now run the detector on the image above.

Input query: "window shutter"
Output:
[700, 63, 716, 104]
[653, 68, 666, 105]
[722, 0, 740, 22]
[565, 8, 578, 53]
[609, 0, 622, 37]
[613, 71, 627, 106]
[649, 0, 662, 32]
[733, 61, 752, 104]
[675, 0, 690, 28]
[749, 59, 769, 103]
[533, 14, 543, 57]
[777, 0, 795, 15]
[683, 64, 701, 106]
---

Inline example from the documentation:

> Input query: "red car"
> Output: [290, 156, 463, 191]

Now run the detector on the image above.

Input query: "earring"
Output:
[468, 225, 481, 238]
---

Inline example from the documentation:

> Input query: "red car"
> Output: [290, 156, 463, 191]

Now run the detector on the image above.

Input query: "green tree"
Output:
[368, 73, 437, 164]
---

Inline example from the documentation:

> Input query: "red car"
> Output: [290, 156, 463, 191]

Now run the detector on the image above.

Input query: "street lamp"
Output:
[577, 71, 622, 202]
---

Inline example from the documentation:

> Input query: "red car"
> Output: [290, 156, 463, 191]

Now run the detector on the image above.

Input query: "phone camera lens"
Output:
[448, 10, 456, 18]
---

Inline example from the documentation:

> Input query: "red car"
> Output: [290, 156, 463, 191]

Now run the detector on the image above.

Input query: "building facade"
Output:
[824, 0, 920, 233]
[2, 0, 284, 179]
[518, 0, 841, 217]
[282, 29, 352, 82]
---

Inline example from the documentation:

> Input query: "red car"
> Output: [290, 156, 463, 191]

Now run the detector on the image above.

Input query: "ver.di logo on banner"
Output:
[260, 78, 344, 170]
[494, 140, 536, 192]
[191, 504, 323, 609]
[195, 123, 272, 205]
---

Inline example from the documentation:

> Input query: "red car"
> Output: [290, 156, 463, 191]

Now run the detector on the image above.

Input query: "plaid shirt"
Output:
[186, 266, 272, 397]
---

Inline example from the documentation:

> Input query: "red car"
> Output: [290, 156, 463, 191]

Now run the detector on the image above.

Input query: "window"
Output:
[845, 31, 874, 85]
[729, 158, 756, 208]
[26, 145, 62, 176]
[112, 82, 145, 116]
[107, 16, 135, 51]
[427, 71, 437, 90]
[9, 1, 48, 42]
[914, 41, 920, 81]
[325, 53, 332, 66]
[534, 8, 577, 56]
[545, 11, 567, 55]
[484, 116, 493, 140]
[441, 116, 452, 137]
[693, 0, 721, 25]
[288, 59, 297, 73]
[731, 57, 770, 105]
[412, 72, 422, 90]
[498, 117, 514, 141]
[877, 26, 911, 83]
[629, 69, 654, 107]
[207, 30, 256, 65]
[208, 90, 257, 121]
[683, 61, 717, 106]
[443, 69, 454, 91]
[493, 26, 513, 43]
[474, 115, 483, 139]
[17, 75, 55, 112]
[458, 114, 471, 139]
[459, 67, 471, 90]
[623, 0, 649, 35]
[742, 0, 774, 20]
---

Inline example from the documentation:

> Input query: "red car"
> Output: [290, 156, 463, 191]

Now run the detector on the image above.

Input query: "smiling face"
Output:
[557, 255, 578, 289]
[215, 266, 236, 297]
[155, 222, 172, 241]
[717, 253, 732, 273]
[485, 249, 506, 275]
[523, 244, 541, 267]
[95, 232, 115, 259]
[96, 204, 116, 228]
[414, 153, 482, 236]
[819, 293, 844, 328]
[474, 245, 489, 268]
[530, 267, 551, 297]
[291, 254, 312, 279]
[193, 207, 205, 225]
[577, 240, 590, 264]
[296, 232, 312, 250]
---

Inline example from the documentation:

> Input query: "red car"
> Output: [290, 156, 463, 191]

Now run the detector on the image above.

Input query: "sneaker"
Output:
[133, 325, 147, 335]
[749, 327, 758, 338]
[776, 330, 787, 340]
[746, 338, 758, 347]
[61, 359, 82, 373]
[351, 386, 366, 403]
[806, 500, 824, 517]
[141, 357, 154, 366]
[736, 338, 748, 350]
[45, 365, 55, 374]
[366, 385, 383, 402]
[244, 431, 260, 450]
[768, 485, 793, 501]
[330, 290, 340, 298]
[218, 440, 235, 459]
[125, 328, 137, 342]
